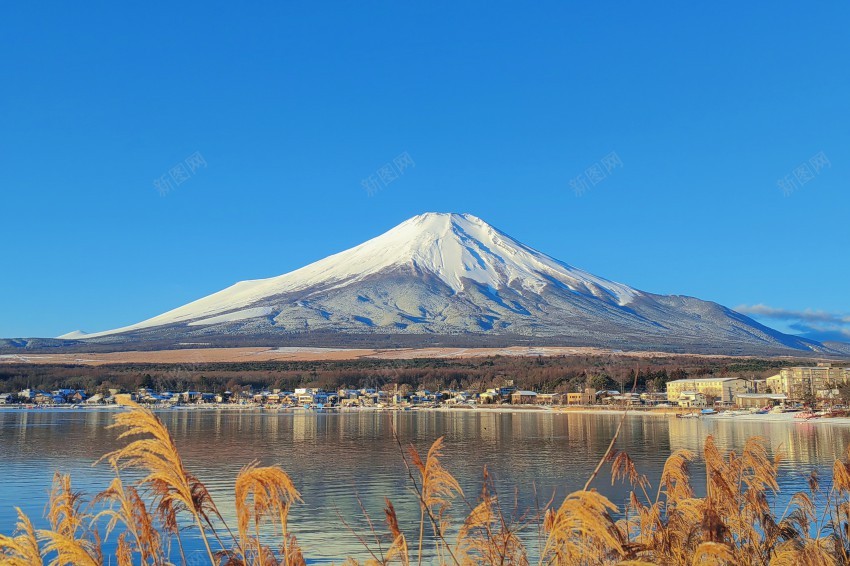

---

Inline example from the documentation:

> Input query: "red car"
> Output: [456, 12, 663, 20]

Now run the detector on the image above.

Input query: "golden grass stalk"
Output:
[454, 482, 527, 566]
[93, 474, 163, 565]
[116, 532, 134, 566]
[384, 499, 410, 565]
[100, 396, 222, 564]
[0, 507, 42, 566]
[44, 473, 88, 539]
[657, 449, 696, 504]
[37, 473, 103, 566]
[690, 541, 736, 564]
[409, 437, 463, 519]
[37, 530, 102, 566]
[771, 538, 837, 566]
[234, 460, 302, 564]
[406, 436, 463, 565]
[540, 490, 624, 565]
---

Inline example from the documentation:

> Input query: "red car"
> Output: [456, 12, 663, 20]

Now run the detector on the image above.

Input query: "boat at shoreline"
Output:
[794, 411, 819, 421]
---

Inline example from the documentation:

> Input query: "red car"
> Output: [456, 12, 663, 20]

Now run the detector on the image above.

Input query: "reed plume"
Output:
[540, 490, 624, 565]
[406, 436, 463, 564]
[234, 460, 303, 565]
[409, 437, 463, 520]
[454, 470, 527, 565]
[38, 473, 102, 566]
[384, 498, 410, 565]
[93, 475, 163, 565]
[0, 508, 41, 566]
[100, 396, 222, 564]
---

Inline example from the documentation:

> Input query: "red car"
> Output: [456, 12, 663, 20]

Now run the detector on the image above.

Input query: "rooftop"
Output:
[735, 393, 787, 399]
[667, 377, 744, 384]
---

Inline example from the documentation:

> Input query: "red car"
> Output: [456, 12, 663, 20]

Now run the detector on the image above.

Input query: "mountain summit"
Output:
[67, 212, 826, 355]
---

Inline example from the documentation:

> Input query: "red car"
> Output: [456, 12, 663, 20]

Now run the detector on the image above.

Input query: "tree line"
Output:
[0, 354, 800, 395]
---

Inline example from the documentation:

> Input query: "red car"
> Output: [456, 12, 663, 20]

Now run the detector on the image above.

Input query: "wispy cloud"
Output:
[736, 304, 850, 324]
[736, 303, 850, 341]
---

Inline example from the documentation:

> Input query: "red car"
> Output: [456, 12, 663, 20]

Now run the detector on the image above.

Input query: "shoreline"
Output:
[3, 403, 850, 425]
[0, 403, 554, 413]
[557, 406, 850, 426]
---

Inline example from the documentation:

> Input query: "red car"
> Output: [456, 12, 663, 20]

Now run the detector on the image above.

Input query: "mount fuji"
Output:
[49, 212, 829, 355]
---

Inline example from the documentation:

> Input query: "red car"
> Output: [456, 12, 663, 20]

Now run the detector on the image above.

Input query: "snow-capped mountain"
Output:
[63, 212, 828, 355]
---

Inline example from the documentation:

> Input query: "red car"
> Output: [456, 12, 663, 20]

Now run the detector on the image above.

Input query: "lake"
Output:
[2, 407, 849, 563]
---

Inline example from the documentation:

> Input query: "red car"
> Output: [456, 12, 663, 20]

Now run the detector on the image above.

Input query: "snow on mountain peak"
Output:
[56, 330, 89, 339]
[77, 213, 640, 337]
[378, 212, 638, 300]
[265, 211, 638, 303]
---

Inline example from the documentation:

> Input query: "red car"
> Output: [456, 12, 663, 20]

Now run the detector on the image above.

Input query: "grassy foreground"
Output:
[2, 399, 850, 565]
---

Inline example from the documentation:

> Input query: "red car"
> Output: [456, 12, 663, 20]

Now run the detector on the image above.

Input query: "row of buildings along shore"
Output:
[0, 385, 563, 408]
[665, 363, 850, 409]
[0, 363, 847, 409]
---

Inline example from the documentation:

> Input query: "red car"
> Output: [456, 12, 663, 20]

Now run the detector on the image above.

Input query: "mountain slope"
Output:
[60, 213, 830, 355]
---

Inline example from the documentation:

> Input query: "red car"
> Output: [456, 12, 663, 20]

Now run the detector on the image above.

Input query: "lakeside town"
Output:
[2, 362, 849, 416]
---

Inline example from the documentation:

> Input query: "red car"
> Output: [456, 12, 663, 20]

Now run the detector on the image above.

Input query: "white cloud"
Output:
[736, 304, 850, 341]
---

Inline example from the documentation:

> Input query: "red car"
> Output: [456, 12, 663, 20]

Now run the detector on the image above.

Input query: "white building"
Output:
[676, 391, 706, 408]
[666, 377, 748, 404]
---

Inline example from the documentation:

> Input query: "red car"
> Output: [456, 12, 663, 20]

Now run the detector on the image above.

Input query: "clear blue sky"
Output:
[2, 2, 848, 341]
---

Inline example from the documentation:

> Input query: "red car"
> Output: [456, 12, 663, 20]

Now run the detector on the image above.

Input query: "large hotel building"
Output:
[767, 363, 850, 400]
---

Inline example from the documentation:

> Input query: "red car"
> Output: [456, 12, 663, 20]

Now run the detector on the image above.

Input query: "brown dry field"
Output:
[0, 345, 773, 366]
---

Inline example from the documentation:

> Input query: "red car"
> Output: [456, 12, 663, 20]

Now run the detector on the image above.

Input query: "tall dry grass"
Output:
[3, 397, 850, 564]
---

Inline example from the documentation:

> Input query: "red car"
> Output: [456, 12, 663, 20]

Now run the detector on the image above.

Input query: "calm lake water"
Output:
[2, 408, 849, 563]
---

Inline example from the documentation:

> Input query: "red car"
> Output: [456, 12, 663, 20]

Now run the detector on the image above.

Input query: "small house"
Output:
[567, 388, 597, 405]
[536, 393, 564, 405]
[181, 391, 202, 404]
[511, 390, 538, 404]
[68, 391, 87, 403]
[676, 391, 707, 408]
[35, 392, 56, 404]
[734, 393, 787, 409]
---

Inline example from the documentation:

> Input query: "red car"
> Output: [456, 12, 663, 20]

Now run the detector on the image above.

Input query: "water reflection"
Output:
[1, 409, 847, 562]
